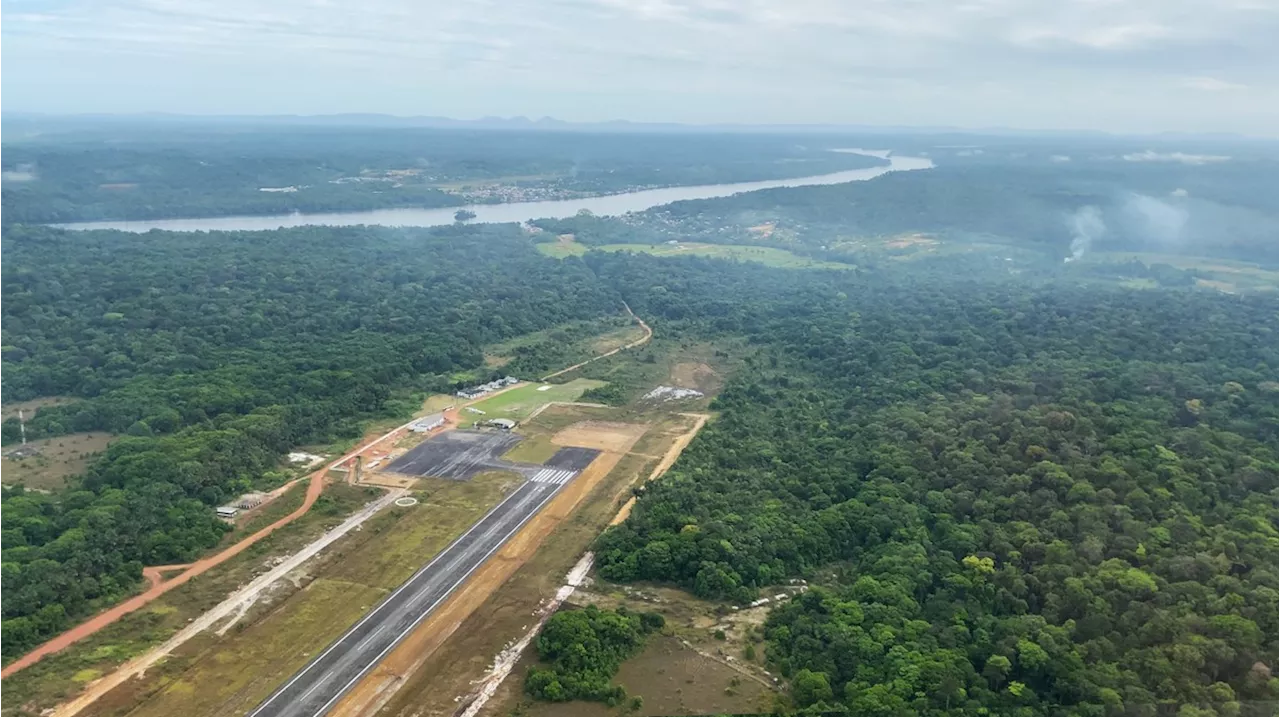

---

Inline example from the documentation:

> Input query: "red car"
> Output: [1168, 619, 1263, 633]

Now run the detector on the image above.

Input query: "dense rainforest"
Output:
[592, 258, 1279, 715]
[1, 192, 1275, 717]
[0, 123, 882, 223]
[0, 223, 622, 658]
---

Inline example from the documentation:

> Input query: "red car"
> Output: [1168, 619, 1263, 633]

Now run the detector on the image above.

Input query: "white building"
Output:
[409, 413, 446, 433]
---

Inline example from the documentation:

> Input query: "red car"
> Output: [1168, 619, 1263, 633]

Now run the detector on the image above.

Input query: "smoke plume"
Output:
[1123, 193, 1189, 245]
[1065, 205, 1105, 262]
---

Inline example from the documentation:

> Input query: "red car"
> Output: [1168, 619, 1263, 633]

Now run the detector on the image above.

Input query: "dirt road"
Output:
[540, 303, 652, 381]
[51, 489, 407, 717]
[1, 428, 404, 679]
[610, 412, 709, 526]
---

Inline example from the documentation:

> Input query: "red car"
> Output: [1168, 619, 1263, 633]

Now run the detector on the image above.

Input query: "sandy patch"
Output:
[328, 450, 627, 717]
[610, 413, 708, 526]
[551, 421, 648, 453]
[668, 361, 720, 391]
[883, 233, 939, 249]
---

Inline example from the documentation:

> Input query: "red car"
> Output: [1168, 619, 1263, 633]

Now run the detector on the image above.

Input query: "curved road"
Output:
[0, 431, 389, 678]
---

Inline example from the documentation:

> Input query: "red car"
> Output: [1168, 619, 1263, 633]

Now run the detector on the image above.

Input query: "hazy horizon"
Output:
[3, 0, 1277, 137]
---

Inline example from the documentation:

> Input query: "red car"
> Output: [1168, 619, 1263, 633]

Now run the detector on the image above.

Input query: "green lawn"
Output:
[460, 378, 607, 427]
[535, 240, 590, 258]
[537, 240, 855, 270]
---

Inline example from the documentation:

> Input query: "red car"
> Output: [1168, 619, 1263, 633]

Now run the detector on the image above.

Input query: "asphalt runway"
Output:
[545, 446, 602, 471]
[384, 430, 528, 479]
[247, 478, 569, 717]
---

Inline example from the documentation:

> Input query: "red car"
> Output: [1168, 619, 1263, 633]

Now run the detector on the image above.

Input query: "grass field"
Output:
[500, 435, 562, 464]
[76, 474, 520, 717]
[1, 431, 116, 491]
[537, 239, 855, 270]
[511, 634, 774, 717]
[483, 314, 635, 367]
[1091, 251, 1278, 293]
[458, 378, 606, 428]
[3, 483, 378, 716]
[535, 236, 590, 258]
[373, 404, 761, 717]
[1, 396, 74, 422]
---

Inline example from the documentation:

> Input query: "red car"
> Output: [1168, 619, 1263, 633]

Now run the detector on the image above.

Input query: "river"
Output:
[56, 151, 932, 233]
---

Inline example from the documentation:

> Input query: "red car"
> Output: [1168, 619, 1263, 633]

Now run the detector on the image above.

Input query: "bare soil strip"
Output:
[2, 420, 420, 680]
[609, 412, 709, 525]
[540, 304, 651, 381]
[327, 423, 646, 717]
[50, 489, 407, 717]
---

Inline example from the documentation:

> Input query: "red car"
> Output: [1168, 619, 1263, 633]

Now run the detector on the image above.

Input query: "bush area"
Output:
[526, 604, 664, 704]
[0, 222, 621, 660]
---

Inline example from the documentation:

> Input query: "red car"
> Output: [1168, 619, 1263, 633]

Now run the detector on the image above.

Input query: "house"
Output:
[216, 506, 239, 520]
[456, 376, 521, 400]
[487, 418, 517, 430]
[409, 413, 445, 433]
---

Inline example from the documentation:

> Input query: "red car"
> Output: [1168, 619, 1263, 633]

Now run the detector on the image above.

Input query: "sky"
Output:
[2, 0, 1277, 136]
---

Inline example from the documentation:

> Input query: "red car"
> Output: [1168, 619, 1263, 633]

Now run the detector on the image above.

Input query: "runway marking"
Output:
[310, 483, 563, 717]
[247, 484, 535, 717]
[356, 624, 387, 651]
[530, 469, 576, 485]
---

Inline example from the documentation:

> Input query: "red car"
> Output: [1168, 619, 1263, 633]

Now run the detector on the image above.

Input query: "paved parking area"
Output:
[384, 430, 532, 480]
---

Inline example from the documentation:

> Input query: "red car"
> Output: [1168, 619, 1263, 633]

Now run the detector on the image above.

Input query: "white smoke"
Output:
[1123, 193, 1189, 245]
[1065, 206, 1105, 262]
[1, 166, 36, 182]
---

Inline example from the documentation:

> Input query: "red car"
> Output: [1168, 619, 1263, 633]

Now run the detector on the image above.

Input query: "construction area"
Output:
[2, 316, 753, 717]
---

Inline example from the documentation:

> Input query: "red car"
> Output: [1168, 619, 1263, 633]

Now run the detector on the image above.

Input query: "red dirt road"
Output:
[1, 429, 392, 679]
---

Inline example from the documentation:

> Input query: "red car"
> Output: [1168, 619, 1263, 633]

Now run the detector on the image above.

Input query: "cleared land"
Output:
[610, 413, 708, 525]
[1, 431, 115, 491]
[1, 396, 74, 421]
[457, 379, 605, 427]
[499, 435, 561, 464]
[510, 635, 774, 717]
[2, 483, 376, 717]
[368, 409, 736, 717]
[553, 421, 649, 453]
[534, 235, 589, 258]
[483, 314, 637, 368]
[249, 478, 575, 717]
[1091, 251, 1277, 293]
[538, 240, 856, 270]
[328, 417, 645, 717]
[74, 474, 520, 717]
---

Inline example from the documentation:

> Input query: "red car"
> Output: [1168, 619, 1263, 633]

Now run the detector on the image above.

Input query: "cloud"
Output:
[1181, 76, 1249, 91]
[1121, 150, 1232, 164]
[0, 169, 36, 181]
[1, 0, 1276, 134]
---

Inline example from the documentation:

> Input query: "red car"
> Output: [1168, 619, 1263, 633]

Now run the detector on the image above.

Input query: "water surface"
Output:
[57, 152, 932, 233]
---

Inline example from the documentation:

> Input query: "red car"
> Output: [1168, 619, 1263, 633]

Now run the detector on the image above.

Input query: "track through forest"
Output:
[3, 301, 652, 686]
[540, 303, 651, 381]
[0, 442, 372, 677]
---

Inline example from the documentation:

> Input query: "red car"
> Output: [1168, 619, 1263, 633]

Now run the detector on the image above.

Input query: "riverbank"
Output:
[53, 152, 930, 233]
